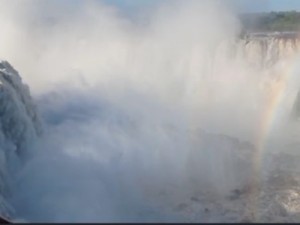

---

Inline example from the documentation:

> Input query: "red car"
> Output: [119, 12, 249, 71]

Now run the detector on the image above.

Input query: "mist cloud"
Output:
[0, 0, 297, 222]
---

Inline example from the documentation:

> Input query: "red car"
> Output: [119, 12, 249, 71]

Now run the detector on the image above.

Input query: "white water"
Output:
[0, 0, 299, 222]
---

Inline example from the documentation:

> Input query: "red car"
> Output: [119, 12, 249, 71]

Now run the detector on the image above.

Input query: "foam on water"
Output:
[0, 0, 299, 222]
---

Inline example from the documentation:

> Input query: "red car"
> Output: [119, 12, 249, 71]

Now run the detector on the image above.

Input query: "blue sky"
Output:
[265, 0, 300, 11]
[103, 0, 300, 13]
[235, 0, 300, 12]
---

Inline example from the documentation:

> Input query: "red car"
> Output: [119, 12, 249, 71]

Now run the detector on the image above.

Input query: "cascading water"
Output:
[0, 60, 41, 221]
[0, 35, 298, 223]
[1, 1, 300, 223]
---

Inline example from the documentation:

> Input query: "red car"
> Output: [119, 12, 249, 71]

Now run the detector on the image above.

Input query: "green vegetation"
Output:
[240, 11, 300, 32]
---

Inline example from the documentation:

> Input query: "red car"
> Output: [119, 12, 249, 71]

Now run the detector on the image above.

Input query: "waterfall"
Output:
[0, 60, 41, 220]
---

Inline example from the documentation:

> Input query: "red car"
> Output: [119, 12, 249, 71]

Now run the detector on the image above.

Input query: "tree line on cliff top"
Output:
[240, 11, 300, 32]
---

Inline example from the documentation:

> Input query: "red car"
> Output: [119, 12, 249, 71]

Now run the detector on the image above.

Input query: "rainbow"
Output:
[247, 58, 298, 220]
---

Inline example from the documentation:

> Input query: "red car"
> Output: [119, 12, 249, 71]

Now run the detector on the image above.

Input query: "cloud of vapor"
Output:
[0, 0, 299, 223]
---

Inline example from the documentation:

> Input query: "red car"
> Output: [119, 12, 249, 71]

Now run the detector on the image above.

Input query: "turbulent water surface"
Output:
[0, 0, 300, 223]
